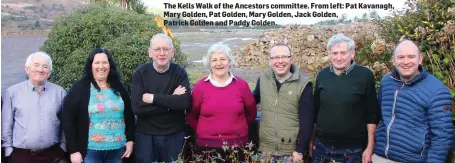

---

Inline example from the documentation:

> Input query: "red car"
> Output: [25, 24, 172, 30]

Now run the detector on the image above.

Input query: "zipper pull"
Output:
[274, 97, 278, 106]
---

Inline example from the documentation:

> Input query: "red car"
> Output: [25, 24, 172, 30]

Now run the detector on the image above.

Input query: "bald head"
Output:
[392, 39, 423, 82]
[393, 40, 420, 57]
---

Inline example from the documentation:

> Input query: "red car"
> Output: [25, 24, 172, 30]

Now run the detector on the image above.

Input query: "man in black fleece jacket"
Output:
[311, 34, 380, 163]
[131, 33, 191, 163]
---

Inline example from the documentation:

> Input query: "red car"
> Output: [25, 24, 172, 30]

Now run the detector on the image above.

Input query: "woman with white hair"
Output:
[187, 43, 257, 161]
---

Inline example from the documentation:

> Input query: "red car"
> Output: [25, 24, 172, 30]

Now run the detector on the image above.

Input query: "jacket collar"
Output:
[390, 65, 427, 85]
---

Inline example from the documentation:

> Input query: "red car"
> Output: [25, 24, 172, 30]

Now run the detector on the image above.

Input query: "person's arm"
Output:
[61, 82, 82, 154]
[365, 124, 376, 147]
[362, 71, 379, 162]
[252, 78, 261, 104]
[364, 72, 380, 125]
[59, 89, 67, 152]
[1, 89, 15, 156]
[241, 80, 257, 124]
[313, 74, 320, 124]
[131, 69, 167, 117]
[426, 88, 453, 163]
[377, 83, 383, 122]
[59, 132, 67, 152]
[120, 83, 135, 142]
[187, 82, 203, 130]
[296, 83, 314, 155]
[365, 72, 379, 137]
[309, 73, 320, 155]
[152, 68, 191, 111]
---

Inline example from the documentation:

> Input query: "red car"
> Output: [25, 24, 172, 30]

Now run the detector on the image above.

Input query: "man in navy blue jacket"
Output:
[373, 40, 453, 163]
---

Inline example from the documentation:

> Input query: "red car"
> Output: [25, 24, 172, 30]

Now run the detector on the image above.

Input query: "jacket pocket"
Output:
[407, 127, 426, 155]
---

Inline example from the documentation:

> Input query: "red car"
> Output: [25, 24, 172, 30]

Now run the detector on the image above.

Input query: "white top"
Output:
[204, 72, 237, 87]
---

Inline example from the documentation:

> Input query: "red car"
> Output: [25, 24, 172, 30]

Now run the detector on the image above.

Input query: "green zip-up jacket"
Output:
[258, 65, 312, 155]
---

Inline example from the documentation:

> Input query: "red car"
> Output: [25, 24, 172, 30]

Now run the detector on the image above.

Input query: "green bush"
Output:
[41, 4, 188, 90]
[103, 34, 152, 90]
[376, 0, 455, 117]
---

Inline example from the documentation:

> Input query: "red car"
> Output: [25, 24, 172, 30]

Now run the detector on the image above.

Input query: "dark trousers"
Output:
[311, 138, 363, 163]
[8, 144, 65, 163]
[135, 131, 185, 163]
[2, 147, 7, 163]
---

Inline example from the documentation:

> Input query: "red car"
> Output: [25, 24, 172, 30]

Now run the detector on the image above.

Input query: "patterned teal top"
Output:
[87, 84, 126, 150]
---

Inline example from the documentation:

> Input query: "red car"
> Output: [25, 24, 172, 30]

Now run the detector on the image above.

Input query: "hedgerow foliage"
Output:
[376, 0, 455, 112]
[41, 4, 188, 90]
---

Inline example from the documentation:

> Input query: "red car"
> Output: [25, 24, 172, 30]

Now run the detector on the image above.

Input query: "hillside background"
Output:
[1, 0, 86, 35]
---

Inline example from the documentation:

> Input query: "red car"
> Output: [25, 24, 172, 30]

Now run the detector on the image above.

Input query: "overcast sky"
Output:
[142, 0, 407, 25]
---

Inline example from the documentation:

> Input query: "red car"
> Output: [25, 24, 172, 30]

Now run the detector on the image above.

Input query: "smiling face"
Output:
[269, 46, 292, 79]
[25, 56, 50, 83]
[392, 41, 422, 81]
[148, 37, 174, 68]
[91, 53, 110, 82]
[329, 42, 355, 71]
[210, 52, 230, 78]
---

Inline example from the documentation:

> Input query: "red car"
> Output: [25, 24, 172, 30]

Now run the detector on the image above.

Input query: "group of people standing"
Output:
[1, 33, 453, 163]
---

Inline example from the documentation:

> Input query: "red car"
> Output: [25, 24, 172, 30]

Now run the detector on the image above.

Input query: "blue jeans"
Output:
[134, 131, 185, 163]
[312, 138, 363, 163]
[84, 147, 125, 163]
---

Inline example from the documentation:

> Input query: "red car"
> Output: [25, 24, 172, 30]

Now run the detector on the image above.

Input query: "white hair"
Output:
[25, 52, 53, 73]
[327, 33, 355, 53]
[203, 43, 235, 70]
[150, 33, 174, 49]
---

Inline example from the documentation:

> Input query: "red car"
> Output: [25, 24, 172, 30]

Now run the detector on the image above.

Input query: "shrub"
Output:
[187, 69, 205, 87]
[376, 0, 455, 116]
[103, 34, 152, 90]
[41, 4, 188, 90]
[176, 136, 310, 163]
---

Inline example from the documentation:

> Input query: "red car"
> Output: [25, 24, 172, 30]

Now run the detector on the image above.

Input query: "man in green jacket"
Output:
[311, 34, 380, 163]
[253, 43, 314, 162]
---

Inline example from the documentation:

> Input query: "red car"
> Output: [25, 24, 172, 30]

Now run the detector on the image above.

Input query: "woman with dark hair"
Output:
[61, 48, 135, 163]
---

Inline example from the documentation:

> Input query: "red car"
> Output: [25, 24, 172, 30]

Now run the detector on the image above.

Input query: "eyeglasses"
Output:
[152, 47, 170, 53]
[270, 55, 291, 61]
